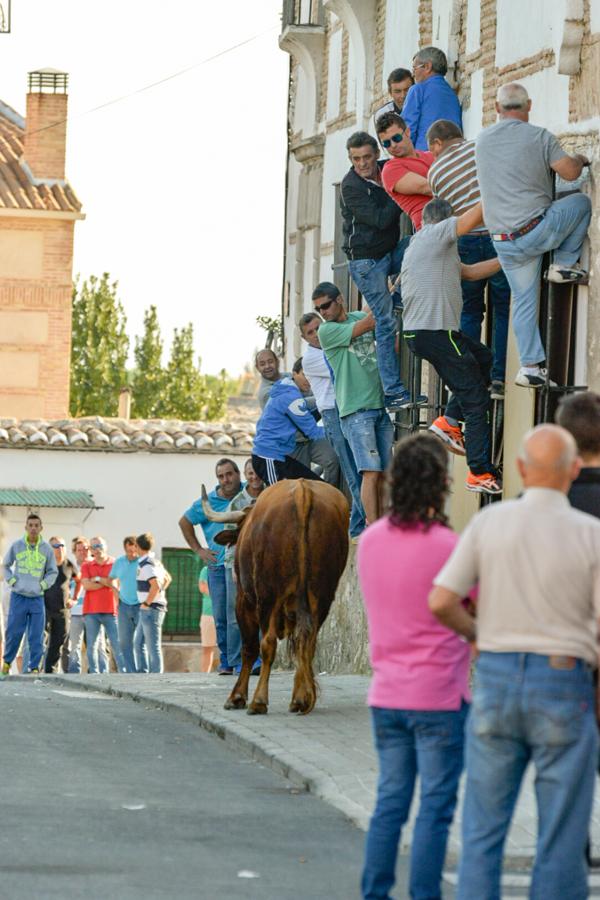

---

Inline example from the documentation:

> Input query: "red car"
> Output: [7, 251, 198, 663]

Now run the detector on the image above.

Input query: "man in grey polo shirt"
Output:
[430, 424, 600, 900]
[476, 82, 591, 389]
[401, 197, 502, 494]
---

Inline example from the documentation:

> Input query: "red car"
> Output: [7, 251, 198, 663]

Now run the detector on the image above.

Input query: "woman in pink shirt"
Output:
[358, 433, 471, 900]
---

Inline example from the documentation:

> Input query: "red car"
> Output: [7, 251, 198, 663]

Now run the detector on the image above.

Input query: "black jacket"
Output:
[340, 163, 400, 261]
[44, 559, 76, 614]
[568, 467, 600, 519]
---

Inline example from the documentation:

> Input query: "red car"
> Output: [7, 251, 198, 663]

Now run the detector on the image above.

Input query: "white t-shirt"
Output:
[302, 345, 335, 412]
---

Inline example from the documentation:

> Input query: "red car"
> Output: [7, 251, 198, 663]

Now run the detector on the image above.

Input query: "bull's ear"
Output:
[213, 529, 239, 546]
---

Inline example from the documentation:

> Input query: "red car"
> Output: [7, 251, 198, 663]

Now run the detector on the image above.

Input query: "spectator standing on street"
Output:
[556, 391, 600, 516]
[476, 82, 591, 388]
[402, 198, 502, 494]
[358, 433, 470, 900]
[67, 536, 94, 673]
[430, 424, 600, 900]
[198, 565, 217, 673]
[224, 459, 264, 675]
[314, 282, 393, 524]
[377, 112, 433, 231]
[428, 119, 510, 398]
[179, 458, 242, 675]
[43, 536, 78, 674]
[1, 513, 58, 676]
[401, 47, 462, 151]
[373, 67, 414, 124]
[81, 537, 126, 674]
[136, 533, 171, 675]
[300, 312, 366, 539]
[109, 537, 141, 673]
[340, 131, 413, 410]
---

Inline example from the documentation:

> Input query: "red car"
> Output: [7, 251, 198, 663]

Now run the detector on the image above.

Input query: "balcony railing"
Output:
[282, 0, 325, 28]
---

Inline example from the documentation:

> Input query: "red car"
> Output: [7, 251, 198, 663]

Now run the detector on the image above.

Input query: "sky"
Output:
[1, 0, 289, 376]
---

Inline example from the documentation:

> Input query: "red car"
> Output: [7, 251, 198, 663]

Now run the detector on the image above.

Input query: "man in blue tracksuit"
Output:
[251, 375, 326, 485]
[2, 512, 58, 676]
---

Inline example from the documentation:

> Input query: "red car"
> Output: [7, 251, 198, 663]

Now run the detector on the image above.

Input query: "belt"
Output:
[491, 215, 543, 242]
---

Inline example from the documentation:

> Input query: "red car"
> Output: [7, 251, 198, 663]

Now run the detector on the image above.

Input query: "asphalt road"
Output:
[0, 679, 373, 899]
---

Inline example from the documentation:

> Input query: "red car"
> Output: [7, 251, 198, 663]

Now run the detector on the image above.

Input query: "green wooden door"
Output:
[162, 547, 203, 637]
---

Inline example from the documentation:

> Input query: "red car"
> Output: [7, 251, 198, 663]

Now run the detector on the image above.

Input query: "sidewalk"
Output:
[45, 671, 600, 863]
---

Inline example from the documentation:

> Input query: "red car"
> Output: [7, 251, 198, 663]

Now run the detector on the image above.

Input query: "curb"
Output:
[45, 675, 372, 833]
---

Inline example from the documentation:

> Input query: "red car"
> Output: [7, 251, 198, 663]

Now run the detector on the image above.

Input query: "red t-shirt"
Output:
[81, 557, 117, 615]
[381, 151, 434, 230]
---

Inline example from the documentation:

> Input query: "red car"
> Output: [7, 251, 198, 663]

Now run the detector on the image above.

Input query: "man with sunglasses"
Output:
[81, 537, 126, 674]
[313, 282, 393, 525]
[377, 112, 434, 232]
[340, 130, 415, 411]
[43, 537, 78, 673]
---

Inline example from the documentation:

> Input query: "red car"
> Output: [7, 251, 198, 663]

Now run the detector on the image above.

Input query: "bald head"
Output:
[517, 424, 580, 492]
[496, 83, 531, 121]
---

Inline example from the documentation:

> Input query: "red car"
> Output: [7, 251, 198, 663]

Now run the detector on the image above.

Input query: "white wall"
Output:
[495, 0, 558, 67]
[0, 449, 249, 560]
[326, 28, 343, 121]
[591, 0, 600, 34]
[383, 0, 419, 92]
[293, 65, 314, 137]
[462, 67, 484, 138]
[466, 0, 481, 55]
[520, 66, 570, 132]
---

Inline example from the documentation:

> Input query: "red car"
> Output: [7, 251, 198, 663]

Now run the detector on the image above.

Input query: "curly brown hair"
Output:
[388, 432, 450, 530]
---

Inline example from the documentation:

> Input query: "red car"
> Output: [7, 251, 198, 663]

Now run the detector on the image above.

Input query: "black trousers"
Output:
[405, 329, 493, 475]
[251, 453, 322, 486]
[44, 609, 70, 673]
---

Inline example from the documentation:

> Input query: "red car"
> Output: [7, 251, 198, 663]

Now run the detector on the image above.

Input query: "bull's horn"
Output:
[200, 484, 246, 524]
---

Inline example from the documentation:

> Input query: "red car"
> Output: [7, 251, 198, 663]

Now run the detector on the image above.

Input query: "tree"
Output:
[256, 314, 283, 354]
[70, 274, 129, 417]
[159, 324, 228, 421]
[131, 305, 167, 418]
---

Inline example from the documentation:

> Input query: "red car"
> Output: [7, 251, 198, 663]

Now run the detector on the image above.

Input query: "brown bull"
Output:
[202, 478, 349, 715]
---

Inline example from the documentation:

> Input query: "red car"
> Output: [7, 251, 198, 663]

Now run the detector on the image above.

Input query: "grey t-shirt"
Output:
[475, 119, 566, 233]
[401, 217, 462, 331]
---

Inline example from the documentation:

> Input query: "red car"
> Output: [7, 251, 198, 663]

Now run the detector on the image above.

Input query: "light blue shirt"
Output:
[109, 555, 140, 605]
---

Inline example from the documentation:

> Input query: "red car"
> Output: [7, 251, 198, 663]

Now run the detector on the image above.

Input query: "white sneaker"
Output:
[514, 366, 557, 388]
[545, 263, 589, 284]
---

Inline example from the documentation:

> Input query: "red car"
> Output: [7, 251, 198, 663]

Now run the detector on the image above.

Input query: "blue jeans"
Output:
[458, 652, 598, 900]
[321, 406, 365, 537]
[224, 567, 242, 670]
[118, 602, 141, 673]
[140, 606, 166, 673]
[348, 239, 409, 401]
[458, 233, 510, 382]
[135, 621, 148, 673]
[84, 613, 126, 673]
[340, 408, 394, 473]
[362, 703, 467, 900]
[4, 592, 45, 670]
[492, 193, 591, 366]
[207, 565, 228, 668]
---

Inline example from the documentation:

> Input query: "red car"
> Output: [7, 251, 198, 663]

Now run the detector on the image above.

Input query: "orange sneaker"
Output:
[428, 416, 466, 456]
[466, 472, 502, 495]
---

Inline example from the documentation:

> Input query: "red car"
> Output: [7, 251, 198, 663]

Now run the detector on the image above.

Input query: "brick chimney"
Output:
[24, 68, 69, 181]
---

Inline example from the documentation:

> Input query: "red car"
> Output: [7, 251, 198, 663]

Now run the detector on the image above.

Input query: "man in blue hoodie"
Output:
[251, 375, 325, 485]
[2, 512, 58, 676]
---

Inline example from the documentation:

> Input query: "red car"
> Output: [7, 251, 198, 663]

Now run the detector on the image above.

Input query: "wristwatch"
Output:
[95, 576, 101, 583]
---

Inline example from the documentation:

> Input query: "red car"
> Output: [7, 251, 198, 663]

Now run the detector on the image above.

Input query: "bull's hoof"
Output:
[289, 697, 314, 715]
[224, 695, 247, 710]
[247, 701, 268, 715]
[289, 700, 303, 713]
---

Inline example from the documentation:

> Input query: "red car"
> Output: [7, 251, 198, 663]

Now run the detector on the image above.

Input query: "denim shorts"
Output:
[340, 408, 394, 473]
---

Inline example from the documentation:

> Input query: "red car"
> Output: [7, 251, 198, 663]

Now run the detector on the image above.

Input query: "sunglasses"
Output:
[381, 131, 406, 149]
[51, 543, 65, 549]
[90, 543, 104, 550]
[314, 297, 338, 313]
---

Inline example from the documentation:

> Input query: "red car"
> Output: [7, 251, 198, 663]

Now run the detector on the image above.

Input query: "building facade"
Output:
[0, 69, 83, 420]
[279, 0, 600, 505]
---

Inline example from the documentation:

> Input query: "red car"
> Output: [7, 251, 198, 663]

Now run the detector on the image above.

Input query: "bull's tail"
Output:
[288, 480, 319, 714]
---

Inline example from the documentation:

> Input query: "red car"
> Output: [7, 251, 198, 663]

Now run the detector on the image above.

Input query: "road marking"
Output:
[52, 689, 115, 700]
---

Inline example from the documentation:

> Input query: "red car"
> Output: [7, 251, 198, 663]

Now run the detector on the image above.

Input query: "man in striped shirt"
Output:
[427, 119, 510, 398]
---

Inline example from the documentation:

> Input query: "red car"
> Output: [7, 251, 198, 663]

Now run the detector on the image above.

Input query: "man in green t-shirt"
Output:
[313, 281, 394, 525]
